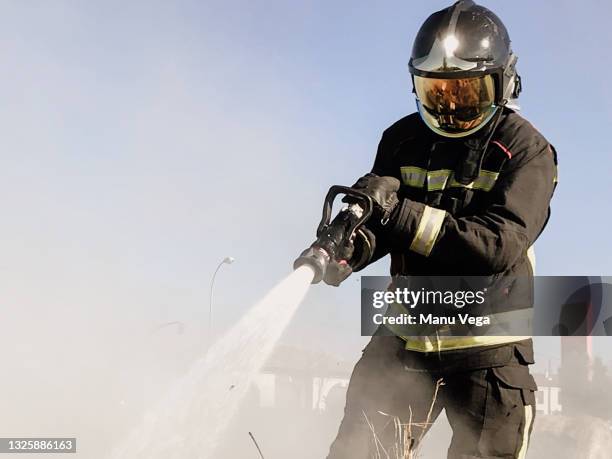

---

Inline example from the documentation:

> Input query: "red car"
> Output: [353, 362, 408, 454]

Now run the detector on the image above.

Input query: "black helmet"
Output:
[408, 1, 521, 138]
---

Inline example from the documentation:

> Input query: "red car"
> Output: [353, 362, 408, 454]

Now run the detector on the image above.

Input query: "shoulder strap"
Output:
[454, 108, 505, 184]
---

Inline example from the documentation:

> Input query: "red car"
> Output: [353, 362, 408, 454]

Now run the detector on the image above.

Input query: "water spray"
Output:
[110, 266, 315, 459]
[109, 185, 371, 458]
[294, 185, 374, 286]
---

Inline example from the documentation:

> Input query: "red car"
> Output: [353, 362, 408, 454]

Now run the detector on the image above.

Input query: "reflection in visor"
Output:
[414, 75, 497, 137]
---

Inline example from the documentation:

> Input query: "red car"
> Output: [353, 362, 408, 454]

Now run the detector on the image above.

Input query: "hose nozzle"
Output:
[293, 247, 330, 284]
[294, 185, 374, 286]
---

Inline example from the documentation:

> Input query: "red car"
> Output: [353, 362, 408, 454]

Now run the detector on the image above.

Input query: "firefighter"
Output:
[327, 1, 558, 458]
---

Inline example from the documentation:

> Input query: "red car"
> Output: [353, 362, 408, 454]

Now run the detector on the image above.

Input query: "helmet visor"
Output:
[414, 75, 497, 137]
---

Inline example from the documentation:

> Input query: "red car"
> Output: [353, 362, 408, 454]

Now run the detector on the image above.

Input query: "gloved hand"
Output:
[346, 173, 425, 253]
[322, 226, 376, 286]
[349, 226, 377, 271]
[345, 173, 401, 228]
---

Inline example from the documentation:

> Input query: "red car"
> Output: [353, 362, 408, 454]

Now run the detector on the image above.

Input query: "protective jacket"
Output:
[366, 107, 558, 356]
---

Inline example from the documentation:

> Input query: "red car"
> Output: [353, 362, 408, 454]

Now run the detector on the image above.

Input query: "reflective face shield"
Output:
[413, 74, 498, 138]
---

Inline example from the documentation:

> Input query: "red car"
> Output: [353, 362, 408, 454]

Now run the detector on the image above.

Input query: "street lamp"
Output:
[208, 256, 235, 345]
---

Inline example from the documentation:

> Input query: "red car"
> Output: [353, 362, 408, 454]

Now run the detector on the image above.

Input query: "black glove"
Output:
[322, 226, 376, 286]
[349, 226, 377, 271]
[346, 173, 426, 253]
[345, 173, 401, 228]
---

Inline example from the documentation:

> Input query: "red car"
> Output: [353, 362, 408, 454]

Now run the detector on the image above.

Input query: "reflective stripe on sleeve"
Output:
[409, 205, 446, 256]
[400, 166, 427, 188]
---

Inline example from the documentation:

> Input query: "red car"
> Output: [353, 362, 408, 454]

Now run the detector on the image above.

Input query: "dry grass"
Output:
[364, 378, 444, 459]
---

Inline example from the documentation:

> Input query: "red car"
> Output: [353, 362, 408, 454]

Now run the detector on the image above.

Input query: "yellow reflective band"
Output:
[409, 205, 446, 256]
[427, 169, 452, 191]
[517, 405, 534, 459]
[384, 301, 532, 352]
[449, 169, 500, 192]
[402, 335, 531, 352]
[400, 166, 426, 188]
[474, 170, 499, 191]
[400, 168, 500, 192]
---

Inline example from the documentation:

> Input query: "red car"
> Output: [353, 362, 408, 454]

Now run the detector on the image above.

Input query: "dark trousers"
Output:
[327, 336, 537, 459]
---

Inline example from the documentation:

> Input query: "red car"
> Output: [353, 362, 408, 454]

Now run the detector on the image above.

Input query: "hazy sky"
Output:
[1, 0, 611, 404]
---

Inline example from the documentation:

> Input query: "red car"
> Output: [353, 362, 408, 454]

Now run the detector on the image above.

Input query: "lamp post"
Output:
[208, 256, 235, 346]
